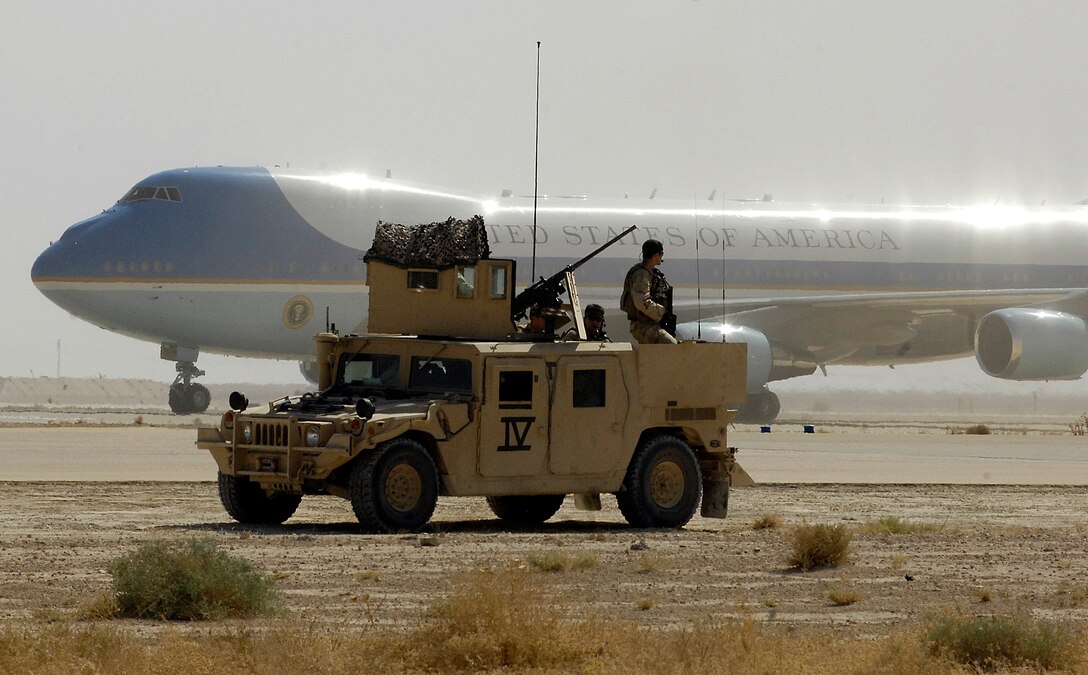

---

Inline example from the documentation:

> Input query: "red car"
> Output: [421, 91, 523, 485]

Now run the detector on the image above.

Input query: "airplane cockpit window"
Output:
[120, 185, 183, 203]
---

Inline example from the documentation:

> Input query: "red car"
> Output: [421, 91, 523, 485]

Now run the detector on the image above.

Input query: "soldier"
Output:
[560, 303, 610, 342]
[620, 239, 678, 344]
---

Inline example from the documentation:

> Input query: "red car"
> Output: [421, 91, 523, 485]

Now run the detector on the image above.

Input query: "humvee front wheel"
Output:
[616, 435, 701, 528]
[486, 494, 565, 525]
[217, 471, 302, 525]
[350, 438, 439, 533]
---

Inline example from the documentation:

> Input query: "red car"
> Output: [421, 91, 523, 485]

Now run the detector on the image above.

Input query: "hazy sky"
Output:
[6, 1, 1088, 394]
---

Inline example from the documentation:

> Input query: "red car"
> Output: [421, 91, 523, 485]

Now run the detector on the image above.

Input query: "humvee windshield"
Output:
[408, 356, 472, 394]
[336, 353, 401, 389]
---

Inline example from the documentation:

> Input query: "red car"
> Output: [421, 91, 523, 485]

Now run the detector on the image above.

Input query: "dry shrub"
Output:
[751, 513, 783, 530]
[859, 515, 941, 535]
[925, 614, 1079, 671]
[9, 616, 1084, 674]
[525, 549, 598, 572]
[1069, 411, 1088, 436]
[104, 538, 277, 620]
[635, 552, 675, 573]
[414, 566, 601, 671]
[827, 586, 861, 606]
[950, 424, 992, 435]
[787, 523, 852, 571]
[0, 623, 150, 674]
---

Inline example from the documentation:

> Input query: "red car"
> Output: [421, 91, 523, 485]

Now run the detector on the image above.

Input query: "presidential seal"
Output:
[283, 295, 314, 329]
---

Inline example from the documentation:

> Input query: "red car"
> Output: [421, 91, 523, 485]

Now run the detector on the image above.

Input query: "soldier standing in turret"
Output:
[620, 239, 678, 344]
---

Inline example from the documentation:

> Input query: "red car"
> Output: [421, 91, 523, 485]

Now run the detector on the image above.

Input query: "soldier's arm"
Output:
[631, 269, 667, 321]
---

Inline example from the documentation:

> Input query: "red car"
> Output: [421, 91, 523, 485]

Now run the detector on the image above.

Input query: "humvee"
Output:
[197, 217, 749, 532]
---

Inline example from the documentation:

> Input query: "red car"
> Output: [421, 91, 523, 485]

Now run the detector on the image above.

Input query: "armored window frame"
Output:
[407, 269, 439, 291]
[498, 370, 533, 405]
[572, 369, 606, 408]
[455, 265, 476, 299]
[490, 266, 508, 299]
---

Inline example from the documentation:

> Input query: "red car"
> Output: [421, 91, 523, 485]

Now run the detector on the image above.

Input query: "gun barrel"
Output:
[511, 224, 638, 321]
[566, 225, 638, 274]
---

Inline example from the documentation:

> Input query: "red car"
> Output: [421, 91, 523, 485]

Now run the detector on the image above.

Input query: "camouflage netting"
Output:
[364, 215, 490, 269]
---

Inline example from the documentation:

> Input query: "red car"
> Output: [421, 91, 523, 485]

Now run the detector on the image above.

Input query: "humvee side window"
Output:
[498, 370, 533, 407]
[407, 269, 439, 290]
[490, 266, 508, 299]
[572, 369, 606, 408]
[338, 353, 400, 387]
[409, 357, 473, 393]
[456, 266, 475, 299]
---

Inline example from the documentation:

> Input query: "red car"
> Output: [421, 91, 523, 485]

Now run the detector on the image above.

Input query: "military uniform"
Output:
[621, 263, 678, 344]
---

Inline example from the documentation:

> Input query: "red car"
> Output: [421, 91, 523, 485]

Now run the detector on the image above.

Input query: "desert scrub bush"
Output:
[787, 523, 852, 571]
[415, 567, 602, 671]
[635, 552, 675, 573]
[925, 614, 1079, 671]
[526, 549, 599, 572]
[104, 537, 277, 620]
[859, 515, 941, 535]
[751, 513, 783, 530]
[827, 586, 861, 606]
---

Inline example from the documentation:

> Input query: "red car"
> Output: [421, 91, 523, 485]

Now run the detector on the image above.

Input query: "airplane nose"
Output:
[32, 213, 109, 285]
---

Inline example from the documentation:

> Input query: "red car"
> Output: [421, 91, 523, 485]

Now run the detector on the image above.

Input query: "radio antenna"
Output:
[531, 41, 541, 281]
[721, 194, 727, 338]
[694, 196, 702, 340]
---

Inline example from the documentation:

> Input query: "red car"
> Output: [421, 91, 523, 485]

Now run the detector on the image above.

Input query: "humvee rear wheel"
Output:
[350, 438, 438, 533]
[217, 471, 302, 525]
[616, 435, 701, 528]
[486, 494, 565, 525]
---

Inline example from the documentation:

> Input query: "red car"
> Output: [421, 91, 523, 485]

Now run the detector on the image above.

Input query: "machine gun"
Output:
[512, 225, 638, 324]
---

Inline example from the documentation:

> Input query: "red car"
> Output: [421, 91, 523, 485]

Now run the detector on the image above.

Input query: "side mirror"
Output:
[228, 391, 249, 412]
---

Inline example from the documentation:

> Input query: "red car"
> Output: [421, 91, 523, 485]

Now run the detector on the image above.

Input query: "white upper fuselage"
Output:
[31, 166, 1088, 362]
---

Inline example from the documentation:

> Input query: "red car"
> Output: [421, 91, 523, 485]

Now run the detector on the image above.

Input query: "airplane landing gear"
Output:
[168, 361, 210, 415]
[735, 388, 781, 424]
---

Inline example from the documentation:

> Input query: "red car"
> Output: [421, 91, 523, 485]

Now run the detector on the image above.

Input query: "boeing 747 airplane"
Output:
[31, 166, 1088, 419]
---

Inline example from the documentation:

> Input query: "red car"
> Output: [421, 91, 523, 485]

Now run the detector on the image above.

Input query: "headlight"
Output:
[305, 426, 321, 447]
[242, 422, 253, 443]
[222, 410, 234, 430]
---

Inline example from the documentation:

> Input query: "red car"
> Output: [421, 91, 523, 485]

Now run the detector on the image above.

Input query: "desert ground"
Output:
[1, 394, 1087, 645]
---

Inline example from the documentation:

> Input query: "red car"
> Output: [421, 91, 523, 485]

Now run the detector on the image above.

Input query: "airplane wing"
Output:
[674, 288, 1088, 367]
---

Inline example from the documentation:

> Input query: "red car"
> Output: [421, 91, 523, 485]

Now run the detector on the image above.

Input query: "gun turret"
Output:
[511, 225, 637, 322]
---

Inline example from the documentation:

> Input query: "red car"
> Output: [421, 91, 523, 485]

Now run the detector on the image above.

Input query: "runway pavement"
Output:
[0, 424, 1084, 484]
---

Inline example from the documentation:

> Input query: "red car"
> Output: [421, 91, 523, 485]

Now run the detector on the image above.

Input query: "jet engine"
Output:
[675, 321, 774, 393]
[975, 308, 1088, 380]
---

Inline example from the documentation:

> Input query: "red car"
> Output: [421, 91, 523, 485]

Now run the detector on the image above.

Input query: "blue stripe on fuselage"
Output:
[32, 167, 365, 283]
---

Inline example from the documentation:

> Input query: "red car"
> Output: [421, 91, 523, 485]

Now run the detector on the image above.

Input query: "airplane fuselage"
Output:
[32, 166, 1088, 364]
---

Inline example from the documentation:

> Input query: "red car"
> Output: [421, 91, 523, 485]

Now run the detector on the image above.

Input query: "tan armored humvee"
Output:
[196, 217, 748, 532]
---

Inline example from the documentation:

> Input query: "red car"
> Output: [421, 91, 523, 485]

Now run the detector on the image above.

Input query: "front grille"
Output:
[254, 421, 291, 447]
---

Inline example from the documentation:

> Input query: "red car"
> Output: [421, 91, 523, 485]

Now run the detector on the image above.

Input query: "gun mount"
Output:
[511, 224, 637, 324]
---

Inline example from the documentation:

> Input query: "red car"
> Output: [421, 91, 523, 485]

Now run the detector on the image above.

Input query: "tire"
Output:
[486, 494, 565, 525]
[350, 438, 439, 533]
[217, 471, 302, 524]
[735, 390, 780, 424]
[186, 384, 212, 414]
[616, 435, 702, 528]
[168, 384, 189, 415]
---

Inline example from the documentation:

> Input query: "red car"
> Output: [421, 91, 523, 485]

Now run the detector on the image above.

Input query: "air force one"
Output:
[31, 166, 1088, 419]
